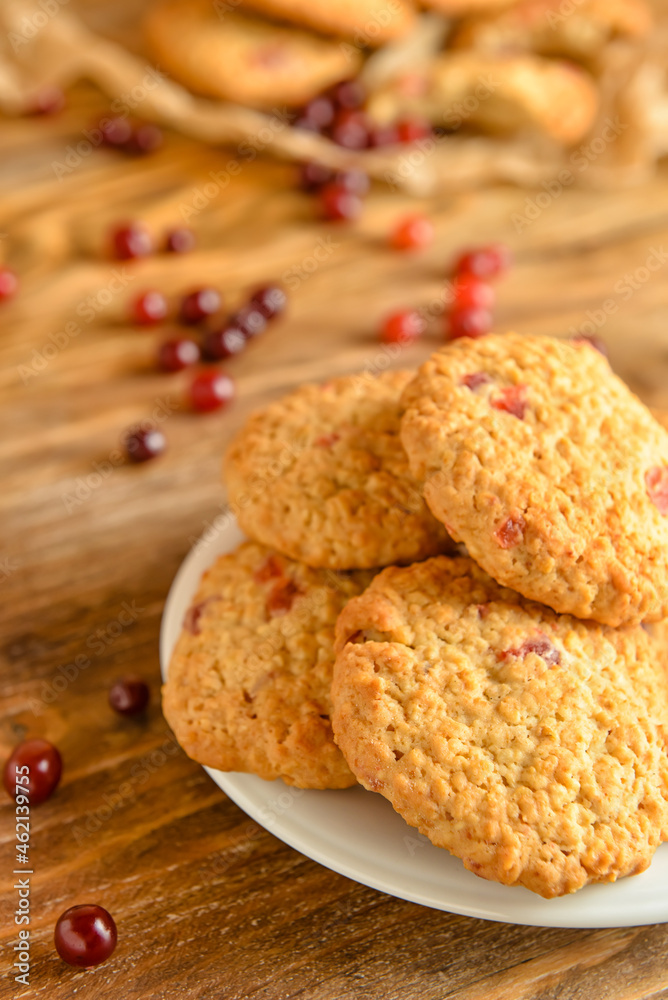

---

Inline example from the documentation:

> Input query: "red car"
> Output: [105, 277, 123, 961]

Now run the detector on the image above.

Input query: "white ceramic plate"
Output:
[160, 519, 668, 928]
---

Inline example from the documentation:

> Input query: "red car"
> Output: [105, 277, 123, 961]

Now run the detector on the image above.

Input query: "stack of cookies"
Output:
[164, 333, 668, 898]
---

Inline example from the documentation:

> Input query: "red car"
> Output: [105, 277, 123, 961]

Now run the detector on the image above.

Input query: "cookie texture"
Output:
[164, 540, 374, 788]
[225, 370, 452, 569]
[400, 333, 668, 626]
[332, 556, 668, 897]
[242, 0, 416, 45]
[143, 0, 361, 109]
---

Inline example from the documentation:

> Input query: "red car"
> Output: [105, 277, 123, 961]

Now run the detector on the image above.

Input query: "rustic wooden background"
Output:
[3, 4, 668, 998]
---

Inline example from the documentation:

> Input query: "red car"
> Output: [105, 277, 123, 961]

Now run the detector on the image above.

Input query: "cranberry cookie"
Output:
[400, 333, 668, 626]
[332, 556, 668, 896]
[164, 541, 374, 788]
[225, 370, 452, 569]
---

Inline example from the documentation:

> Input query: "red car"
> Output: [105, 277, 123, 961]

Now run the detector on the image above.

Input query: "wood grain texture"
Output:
[2, 8, 668, 997]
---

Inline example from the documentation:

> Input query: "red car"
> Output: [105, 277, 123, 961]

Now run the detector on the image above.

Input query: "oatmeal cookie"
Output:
[241, 0, 416, 46]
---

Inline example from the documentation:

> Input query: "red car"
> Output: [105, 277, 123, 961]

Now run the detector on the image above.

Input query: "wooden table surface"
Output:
[3, 31, 668, 1000]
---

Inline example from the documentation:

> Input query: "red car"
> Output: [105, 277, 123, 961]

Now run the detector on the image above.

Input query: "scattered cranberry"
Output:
[0, 267, 19, 301]
[455, 243, 512, 280]
[396, 117, 433, 144]
[30, 84, 66, 115]
[111, 223, 154, 261]
[124, 123, 163, 155]
[201, 324, 246, 361]
[298, 161, 334, 192]
[131, 290, 168, 325]
[190, 371, 235, 412]
[179, 287, 221, 325]
[491, 385, 528, 420]
[54, 905, 117, 968]
[460, 372, 491, 391]
[100, 117, 134, 147]
[572, 334, 608, 357]
[251, 284, 287, 320]
[381, 309, 426, 345]
[124, 427, 166, 462]
[645, 466, 668, 515]
[369, 122, 400, 148]
[320, 183, 363, 222]
[315, 432, 341, 448]
[254, 555, 284, 582]
[230, 305, 267, 339]
[266, 578, 301, 617]
[447, 307, 492, 340]
[328, 78, 366, 110]
[494, 513, 526, 548]
[302, 95, 336, 130]
[390, 214, 434, 252]
[158, 338, 200, 372]
[329, 109, 371, 150]
[500, 636, 560, 666]
[3, 739, 62, 805]
[108, 677, 150, 716]
[335, 169, 370, 197]
[165, 227, 196, 254]
[452, 276, 495, 310]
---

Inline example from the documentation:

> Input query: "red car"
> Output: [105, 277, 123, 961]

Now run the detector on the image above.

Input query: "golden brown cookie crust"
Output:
[241, 0, 416, 46]
[164, 540, 374, 788]
[400, 333, 668, 626]
[143, 0, 361, 108]
[332, 556, 668, 897]
[225, 370, 452, 569]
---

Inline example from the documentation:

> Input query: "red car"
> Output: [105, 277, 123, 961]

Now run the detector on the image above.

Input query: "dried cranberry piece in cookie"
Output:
[254, 555, 284, 583]
[267, 578, 301, 617]
[494, 513, 525, 548]
[499, 636, 561, 666]
[645, 466, 668, 515]
[184, 598, 217, 635]
[460, 372, 491, 391]
[315, 432, 341, 448]
[491, 385, 528, 420]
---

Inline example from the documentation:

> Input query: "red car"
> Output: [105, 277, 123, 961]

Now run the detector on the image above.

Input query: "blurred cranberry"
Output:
[396, 117, 433, 144]
[381, 309, 426, 345]
[131, 290, 168, 325]
[111, 223, 154, 260]
[165, 227, 196, 254]
[320, 183, 363, 221]
[190, 371, 235, 412]
[201, 324, 246, 361]
[328, 79, 366, 110]
[251, 284, 287, 320]
[390, 214, 434, 252]
[158, 338, 200, 372]
[179, 288, 221, 325]
[329, 109, 371, 150]
[298, 161, 334, 192]
[447, 307, 493, 340]
[0, 267, 19, 302]
[454, 243, 512, 280]
[124, 123, 163, 155]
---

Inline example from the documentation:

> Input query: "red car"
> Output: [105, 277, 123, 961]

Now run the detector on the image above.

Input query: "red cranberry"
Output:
[455, 243, 512, 280]
[111, 223, 153, 261]
[646, 466, 668, 515]
[452, 276, 495, 310]
[369, 122, 400, 147]
[329, 109, 371, 150]
[108, 677, 150, 716]
[201, 324, 246, 361]
[390, 214, 434, 251]
[494, 513, 525, 548]
[254, 555, 284, 582]
[460, 372, 491, 391]
[396, 117, 432, 144]
[0, 267, 18, 301]
[54, 905, 117, 968]
[302, 95, 336, 129]
[3, 739, 62, 805]
[572, 334, 608, 357]
[179, 287, 221, 325]
[500, 636, 560, 666]
[315, 432, 341, 448]
[165, 227, 196, 253]
[190, 371, 235, 412]
[334, 168, 370, 196]
[298, 161, 334, 192]
[131, 290, 168, 325]
[381, 309, 426, 345]
[491, 385, 528, 420]
[100, 117, 134, 147]
[158, 338, 200, 372]
[267, 578, 301, 617]
[231, 305, 267, 339]
[320, 183, 363, 222]
[447, 307, 493, 340]
[124, 123, 163, 155]
[328, 78, 366, 110]
[251, 284, 287, 320]
[30, 84, 66, 115]
[124, 427, 166, 462]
